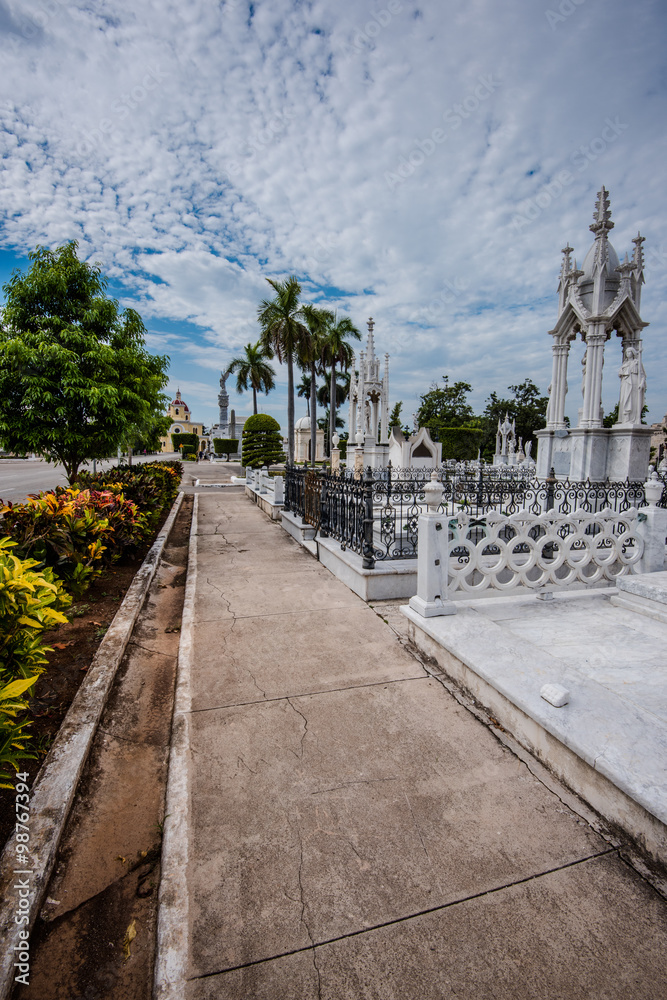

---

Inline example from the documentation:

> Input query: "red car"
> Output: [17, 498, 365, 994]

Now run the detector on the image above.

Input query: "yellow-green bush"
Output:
[0, 538, 71, 783]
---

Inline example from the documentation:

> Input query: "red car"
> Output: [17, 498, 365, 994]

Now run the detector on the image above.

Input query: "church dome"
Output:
[171, 388, 189, 411]
[295, 415, 311, 430]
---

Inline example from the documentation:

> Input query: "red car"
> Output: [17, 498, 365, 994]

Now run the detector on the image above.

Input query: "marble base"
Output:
[611, 571, 667, 623]
[401, 593, 667, 864]
[536, 425, 652, 481]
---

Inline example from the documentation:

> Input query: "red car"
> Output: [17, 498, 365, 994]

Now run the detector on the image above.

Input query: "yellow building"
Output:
[159, 389, 209, 453]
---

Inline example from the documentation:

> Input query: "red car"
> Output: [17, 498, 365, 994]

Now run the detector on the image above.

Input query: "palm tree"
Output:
[322, 313, 361, 455]
[297, 373, 313, 417]
[257, 276, 308, 464]
[301, 304, 334, 465]
[225, 341, 276, 415]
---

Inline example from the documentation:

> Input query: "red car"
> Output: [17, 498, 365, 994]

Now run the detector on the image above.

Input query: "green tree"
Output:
[416, 376, 476, 436]
[225, 340, 276, 415]
[297, 373, 314, 417]
[0, 242, 169, 482]
[241, 414, 285, 469]
[301, 304, 333, 466]
[321, 312, 360, 456]
[129, 411, 172, 455]
[257, 276, 308, 465]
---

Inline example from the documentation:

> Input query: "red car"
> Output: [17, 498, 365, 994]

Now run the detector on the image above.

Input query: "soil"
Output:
[0, 504, 176, 852]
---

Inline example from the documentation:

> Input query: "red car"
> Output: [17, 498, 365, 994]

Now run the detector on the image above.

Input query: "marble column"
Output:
[581, 328, 606, 428]
[547, 340, 570, 429]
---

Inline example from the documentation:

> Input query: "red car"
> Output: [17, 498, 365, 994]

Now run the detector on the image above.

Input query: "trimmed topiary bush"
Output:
[242, 415, 285, 469]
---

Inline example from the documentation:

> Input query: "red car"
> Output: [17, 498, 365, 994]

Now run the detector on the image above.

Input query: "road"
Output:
[0, 454, 180, 505]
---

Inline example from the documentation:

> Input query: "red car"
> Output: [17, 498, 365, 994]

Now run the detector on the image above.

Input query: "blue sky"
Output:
[1, 0, 666, 431]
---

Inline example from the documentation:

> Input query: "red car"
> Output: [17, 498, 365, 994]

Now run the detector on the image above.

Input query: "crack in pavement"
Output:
[190, 848, 618, 984]
[404, 791, 430, 862]
[311, 777, 399, 795]
[294, 821, 322, 1000]
[287, 698, 309, 759]
[205, 576, 233, 617]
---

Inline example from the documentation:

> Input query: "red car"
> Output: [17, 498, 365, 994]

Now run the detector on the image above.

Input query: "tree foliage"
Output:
[416, 376, 476, 439]
[0, 242, 169, 481]
[225, 341, 275, 415]
[257, 276, 308, 465]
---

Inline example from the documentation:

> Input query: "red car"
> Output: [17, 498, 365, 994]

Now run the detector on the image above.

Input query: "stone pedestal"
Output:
[362, 441, 389, 470]
[606, 426, 653, 481]
[536, 425, 652, 481]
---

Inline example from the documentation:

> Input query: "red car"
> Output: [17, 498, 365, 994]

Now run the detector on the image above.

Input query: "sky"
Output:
[1, 0, 666, 432]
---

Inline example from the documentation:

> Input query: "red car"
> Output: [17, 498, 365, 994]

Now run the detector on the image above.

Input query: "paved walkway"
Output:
[158, 486, 667, 999]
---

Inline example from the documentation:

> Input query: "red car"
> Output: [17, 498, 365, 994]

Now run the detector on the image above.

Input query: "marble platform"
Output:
[402, 588, 667, 864]
[612, 571, 667, 624]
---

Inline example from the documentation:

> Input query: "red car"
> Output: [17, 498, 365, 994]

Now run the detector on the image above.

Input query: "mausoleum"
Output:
[536, 187, 652, 480]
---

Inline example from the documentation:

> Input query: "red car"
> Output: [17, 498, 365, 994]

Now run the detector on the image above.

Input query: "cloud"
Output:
[1, 0, 666, 430]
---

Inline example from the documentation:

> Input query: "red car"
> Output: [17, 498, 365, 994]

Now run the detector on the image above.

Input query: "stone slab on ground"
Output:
[184, 852, 667, 1000]
[400, 589, 667, 860]
[157, 490, 667, 999]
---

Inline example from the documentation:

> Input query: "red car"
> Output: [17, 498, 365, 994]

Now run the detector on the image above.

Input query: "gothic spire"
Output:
[589, 185, 614, 238]
[367, 317, 375, 360]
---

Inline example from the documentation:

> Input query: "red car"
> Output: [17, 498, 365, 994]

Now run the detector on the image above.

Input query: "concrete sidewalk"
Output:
[157, 488, 667, 999]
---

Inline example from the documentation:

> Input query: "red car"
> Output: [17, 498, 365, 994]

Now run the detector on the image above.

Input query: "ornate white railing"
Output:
[407, 471, 665, 619]
[447, 507, 643, 596]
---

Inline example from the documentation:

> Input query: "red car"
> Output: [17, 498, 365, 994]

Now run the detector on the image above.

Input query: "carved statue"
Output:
[581, 349, 587, 399]
[618, 346, 646, 424]
[525, 440, 533, 460]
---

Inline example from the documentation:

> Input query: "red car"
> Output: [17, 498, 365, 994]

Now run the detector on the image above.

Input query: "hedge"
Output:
[434, 426, 484, 461]
[213, 438, 239, 458]
[172, 432, 199, 453]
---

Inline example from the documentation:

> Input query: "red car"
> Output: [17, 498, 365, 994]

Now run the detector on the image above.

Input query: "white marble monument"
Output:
[493, 412, 517, 466]
[348, 318, 390, 470]
[388, 425, 442, 469]
[536, 187, 652, 480]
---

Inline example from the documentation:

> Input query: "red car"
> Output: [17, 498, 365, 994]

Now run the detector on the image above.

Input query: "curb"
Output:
[153, 493, 198, 1000]
[0, 491, 185, 1000]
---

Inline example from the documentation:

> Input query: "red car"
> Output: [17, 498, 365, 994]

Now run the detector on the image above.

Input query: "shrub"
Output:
[0, 537, 71, 680]
[0, 537, 71, 783]
[78, 461, 182, 522]
[0, 676, 39, 788]
[242, 415, 285, 469]
[213, 438, 239, 459]
[0, 487, 146, 596]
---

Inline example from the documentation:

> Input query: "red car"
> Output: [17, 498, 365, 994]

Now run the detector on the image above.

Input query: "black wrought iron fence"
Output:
[284, 463, 660, 569]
